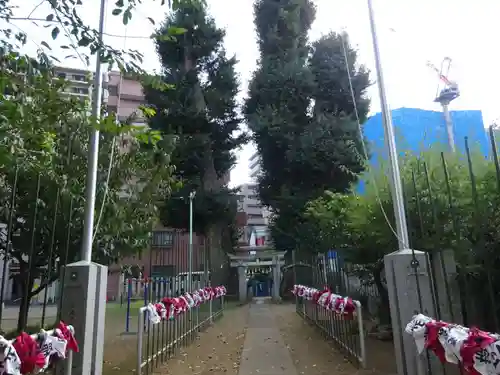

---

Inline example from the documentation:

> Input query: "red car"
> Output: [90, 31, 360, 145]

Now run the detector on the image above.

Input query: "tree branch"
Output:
[28, 273, 59, 299]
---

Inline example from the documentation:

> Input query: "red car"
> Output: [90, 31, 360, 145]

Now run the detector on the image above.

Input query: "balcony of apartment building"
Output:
[107, 71, 146, 124]
[54, 67, 93, 101]
[249, 158, 260, 174]
[245, 202, 263, 216]
[54, 68, 92, 85]
[249, 151, 259, 164]
[247, 213, 266, 226]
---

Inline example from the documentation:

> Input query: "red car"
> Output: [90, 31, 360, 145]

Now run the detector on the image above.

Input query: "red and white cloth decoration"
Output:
[292, 284, 356, 316]
[0, 321, 78, 375]
[146, 286, 227, 325]
[406, 313, 500, 375]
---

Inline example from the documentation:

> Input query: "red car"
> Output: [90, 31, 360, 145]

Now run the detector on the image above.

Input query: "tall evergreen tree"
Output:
[244, 0, 371, 252]
[143, 0, 247, 261]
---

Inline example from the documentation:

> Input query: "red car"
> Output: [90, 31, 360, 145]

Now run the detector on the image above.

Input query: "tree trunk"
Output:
[17, 276, 34, 332]
[373, 262, 391, 325]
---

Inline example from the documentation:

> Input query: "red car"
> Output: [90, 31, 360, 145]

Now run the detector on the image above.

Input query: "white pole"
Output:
[81, 0, 107, 262]
[188, 191, 196, 291]
[367, 0, 410, 250]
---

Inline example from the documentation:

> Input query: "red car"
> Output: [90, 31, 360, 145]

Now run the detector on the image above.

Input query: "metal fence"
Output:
[397, 132, 500, 332]
[136, 288, 225, 375]
[292, 251, 366, 367]
[5, 324, 77, 375]
[0, 168, 78, 335]
[303, 128, 500, 375]
[393, 132, 500, 374]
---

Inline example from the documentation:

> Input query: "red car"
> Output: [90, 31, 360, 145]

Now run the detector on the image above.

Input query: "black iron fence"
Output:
[292, 251, 367, 367]
[0, 169, 77, 335]
[400, 130, 500, 333]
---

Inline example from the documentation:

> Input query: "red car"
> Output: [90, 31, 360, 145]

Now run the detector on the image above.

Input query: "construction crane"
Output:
[427, 57, 460, 152]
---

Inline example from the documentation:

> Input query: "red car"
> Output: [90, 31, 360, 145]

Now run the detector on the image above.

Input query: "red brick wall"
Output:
[107, 231, 206, 300]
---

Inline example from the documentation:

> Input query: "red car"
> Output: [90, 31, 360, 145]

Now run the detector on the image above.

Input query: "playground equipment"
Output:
[427, 57, 460, 152]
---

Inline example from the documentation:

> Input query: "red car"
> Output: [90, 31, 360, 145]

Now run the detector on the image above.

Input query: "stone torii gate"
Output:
[229, 247, 286, 302]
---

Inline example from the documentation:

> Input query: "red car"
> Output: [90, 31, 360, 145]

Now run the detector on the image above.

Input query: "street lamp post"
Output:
[188, 191, 196, 291]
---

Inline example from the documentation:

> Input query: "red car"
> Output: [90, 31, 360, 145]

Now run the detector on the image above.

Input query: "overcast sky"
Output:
[6, 0, 500, 186]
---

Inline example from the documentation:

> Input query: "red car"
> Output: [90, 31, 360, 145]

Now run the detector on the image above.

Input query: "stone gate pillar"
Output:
[237, 264, 247, 302]
[385, 249, 441, 375]
[272, 255, 281, 301]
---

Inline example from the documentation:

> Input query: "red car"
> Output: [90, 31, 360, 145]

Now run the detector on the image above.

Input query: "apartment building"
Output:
[53, 66, 93, 101]
[107, 71, 146, 124]
[238, 183, 270, 246]
[249, 151, 261, 181]
[241, 183, 266, 226]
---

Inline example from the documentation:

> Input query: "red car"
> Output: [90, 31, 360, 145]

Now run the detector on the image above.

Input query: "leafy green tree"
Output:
[305, 143, 500, 327]
[0, 0, 200, 84]
[142, 0, 247, 263]
[0, 54, 175, 330]
[244, 0, 370, 253]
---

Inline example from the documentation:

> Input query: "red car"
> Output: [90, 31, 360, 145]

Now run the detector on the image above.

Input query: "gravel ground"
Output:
[273, 303, 397, 375]
[158, 304, 249, 375]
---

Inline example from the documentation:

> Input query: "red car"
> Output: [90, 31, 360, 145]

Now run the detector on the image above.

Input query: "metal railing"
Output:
[6, 325, 76, 375]
[136, 293, 224, 375]
[295, 288, 366, 367]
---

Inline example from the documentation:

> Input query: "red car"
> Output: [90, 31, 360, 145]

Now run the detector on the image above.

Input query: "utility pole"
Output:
[81, 0, 106, 262]
[368, 7, 442, 375]
[367, 0, 409, 250]
[58, 1, 109, 375]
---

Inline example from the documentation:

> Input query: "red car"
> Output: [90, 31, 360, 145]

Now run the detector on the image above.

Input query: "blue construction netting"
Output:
[358, 107, 488, 193]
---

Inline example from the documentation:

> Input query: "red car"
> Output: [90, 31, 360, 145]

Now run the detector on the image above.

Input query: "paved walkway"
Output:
[238, 299, 298, 375]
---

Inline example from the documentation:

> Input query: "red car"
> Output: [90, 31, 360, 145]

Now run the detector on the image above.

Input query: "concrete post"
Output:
[238, 265, 247, 302]
[272, 255, 281, 301]
[91, 263, 108, 375]
[384, 249, 441, 375]
[57, 261, 98, 375]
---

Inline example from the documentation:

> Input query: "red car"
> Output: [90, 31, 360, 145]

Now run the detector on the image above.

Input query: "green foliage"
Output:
[306, 144, 500, 268]
[0, 53, 175, 330]
[244, 0, 371, 252]
[305, 144, 500, 327]
[143, 0, 247, 236]
[0, 0, 200, 88]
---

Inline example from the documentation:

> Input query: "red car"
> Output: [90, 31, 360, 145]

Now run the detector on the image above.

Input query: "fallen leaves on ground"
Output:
[273, 304, 397, 375]
[159, 305, 249, 375]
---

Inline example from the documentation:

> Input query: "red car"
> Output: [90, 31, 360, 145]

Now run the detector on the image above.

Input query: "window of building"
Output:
[73, 74, 86, 81]
[151, 265, 175, 278]
[248, 195, 259, 200]
[108, 105, 118, 114]
[152, 230, 174, 247]
[71, 87, 88, 95]
[57, 72, 66, 79]
[108, 85, 118, 96]
[248, 214, 263, 219]
[247, 204, 261, 209]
